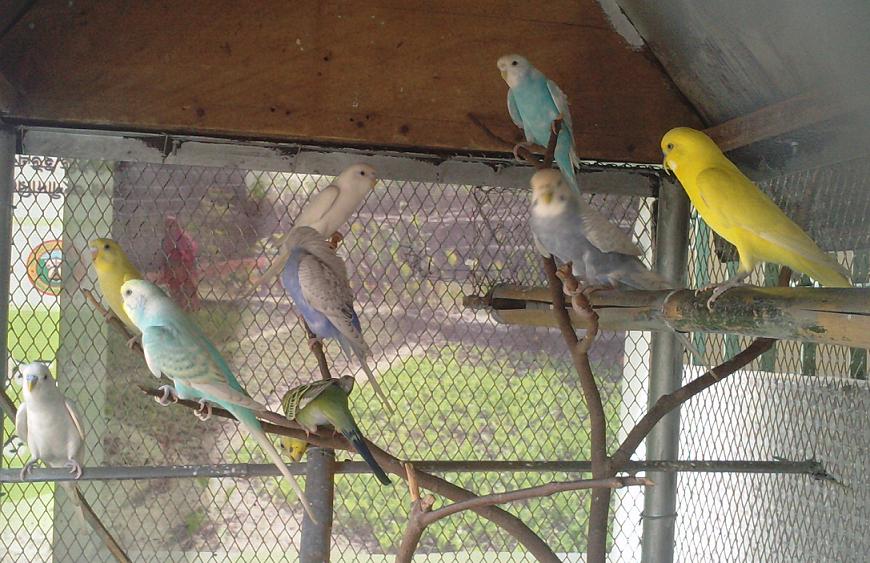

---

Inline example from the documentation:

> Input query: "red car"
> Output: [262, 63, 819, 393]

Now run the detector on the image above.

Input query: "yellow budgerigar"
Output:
[88, 238, 143, 336]
[661, 127, 851, 308]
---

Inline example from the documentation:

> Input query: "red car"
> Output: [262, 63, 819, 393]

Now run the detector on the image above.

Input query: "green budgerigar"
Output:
[282, 376, 391, 485]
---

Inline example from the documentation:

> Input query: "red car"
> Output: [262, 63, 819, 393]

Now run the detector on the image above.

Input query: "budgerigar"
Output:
[662, 127, 851, 307]
[89, 238, 143, 338]
[282, 375, 390, 485]
[529, 169, 704, 361]
[278, 436, 309, 463]
[280, 226, 393, 413]
[256, 164, 378, 288]
[120, 279, 315, 520]
[15, 362, 86, 520]
[497, 54, 580, 194]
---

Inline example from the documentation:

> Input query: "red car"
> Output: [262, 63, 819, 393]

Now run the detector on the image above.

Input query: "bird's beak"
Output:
[88, 244, 99, 260]
[500, 70, 507, 80]
[540, 191, 553, 205]
[662, 155, 673, 176]
[25, 375, 37, 392]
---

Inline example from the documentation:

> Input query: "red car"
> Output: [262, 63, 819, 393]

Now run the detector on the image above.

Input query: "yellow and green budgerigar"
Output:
[661, 127, 851, 308]
[88, 238, 143, 332]
[278, 436, 309, 462]
[282, 376, 391, 485]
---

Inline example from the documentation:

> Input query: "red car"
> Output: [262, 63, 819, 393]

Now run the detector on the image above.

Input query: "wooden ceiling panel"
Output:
[0, 0, 701, 162]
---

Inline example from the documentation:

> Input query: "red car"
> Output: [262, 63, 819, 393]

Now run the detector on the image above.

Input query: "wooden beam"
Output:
[0, 0, 702, 162]
[0, 70, 21, 114]
[705, 89, 870, 152]
[466, 284, 870, 348]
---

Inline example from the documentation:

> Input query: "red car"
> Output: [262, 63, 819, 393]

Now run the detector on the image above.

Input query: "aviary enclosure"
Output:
[0, 2, 868, 562]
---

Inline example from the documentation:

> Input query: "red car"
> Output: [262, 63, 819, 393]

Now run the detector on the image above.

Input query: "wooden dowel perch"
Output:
[466, 284, 870, 348]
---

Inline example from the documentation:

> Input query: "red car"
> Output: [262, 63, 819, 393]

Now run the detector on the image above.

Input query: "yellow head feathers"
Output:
[279, 436, 308, 462]
[661, 127, 726, 175]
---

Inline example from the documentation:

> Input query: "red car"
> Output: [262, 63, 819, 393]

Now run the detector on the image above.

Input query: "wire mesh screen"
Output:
[0, 155, 654, 562]
[0, 149, 865, 562]
[675, 157, 870, 562]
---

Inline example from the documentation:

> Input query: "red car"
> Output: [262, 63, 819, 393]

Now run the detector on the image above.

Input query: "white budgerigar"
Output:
[15, 362, 86, 519]
[256, 164, 378, 287]
[529, 169, 704, 361]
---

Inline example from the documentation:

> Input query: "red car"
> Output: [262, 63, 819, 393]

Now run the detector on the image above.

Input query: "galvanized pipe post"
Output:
[0, 126, 13, 392]
[641, 177, 691, 563]
[299, 447, 336, 562]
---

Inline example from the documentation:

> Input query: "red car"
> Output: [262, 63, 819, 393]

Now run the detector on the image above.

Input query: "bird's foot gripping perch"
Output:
[512, 142, 535, 163]
[194, 399, 212, 422]
[696, 272, 751, 311]
[64, 459, 83, 479]
[307, 337, 324, 353]
[126, 335, 139, 350]
[154, 384, 179, 406]
[19, 459, 39, 480]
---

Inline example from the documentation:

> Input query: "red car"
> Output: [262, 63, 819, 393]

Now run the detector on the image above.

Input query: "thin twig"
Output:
[395, 477, 651, 563]
[466, 112, 520, 148]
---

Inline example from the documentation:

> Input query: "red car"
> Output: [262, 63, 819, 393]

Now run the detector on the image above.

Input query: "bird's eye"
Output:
[359, 170, 365, 176]
[511, 60, 518, 66]
[666, 143, 674, 150]
[559, 195, 567, 202]
[124, 289, 132, 296]
[42, 375, 47, 379]
[104, 244, 110, 250]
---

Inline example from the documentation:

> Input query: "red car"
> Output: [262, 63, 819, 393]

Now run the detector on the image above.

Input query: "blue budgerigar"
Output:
[529, 169, 704, 361]
[280, 226, 393, 413]
[120, 279, 315, 520]
[497, 54, 580, 193]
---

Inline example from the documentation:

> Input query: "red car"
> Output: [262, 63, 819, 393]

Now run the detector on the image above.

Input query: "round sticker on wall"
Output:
[26, 240, 63, 296]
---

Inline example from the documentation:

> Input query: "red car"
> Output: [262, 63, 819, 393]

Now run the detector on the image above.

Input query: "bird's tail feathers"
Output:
[555, 144, 580, 195]
[790, 253, 852, 288]
[238, 417, 317, 523]
[343, 425, 391, 485]
[358, 357, 395, 415]
[619, 264, 674, 291]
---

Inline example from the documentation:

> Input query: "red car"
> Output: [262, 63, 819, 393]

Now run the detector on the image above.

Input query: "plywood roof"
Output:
[0, 0, 702, 163]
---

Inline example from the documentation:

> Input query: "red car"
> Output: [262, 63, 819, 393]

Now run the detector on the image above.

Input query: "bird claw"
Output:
[64, 459, 83, 480]
[512, 142, 534, 163]
[154, 385, 179, 406]
[19, 460, 38, 480]
[551, 116, 564, 135]
[126, 335, 139, 350]
[102, 310, 115, 322]
[194, 400, 212, 421]
[307, 337, 324, 352]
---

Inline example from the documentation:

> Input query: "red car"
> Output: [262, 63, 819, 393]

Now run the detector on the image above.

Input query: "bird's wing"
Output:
[142, 323, 266, 411]
[508, 89, 536, 143]
[696, 167, 837, 260]
[282, 379, 336, 420]
[506, 90, 524, 129]
[297, 254, 368, 351]
[295, 184, 341, 234]
[578, 202, 643, 256]
[546, 79, 574, 141]
[64, 400, 85, 442]
[14, 403, 27, 441]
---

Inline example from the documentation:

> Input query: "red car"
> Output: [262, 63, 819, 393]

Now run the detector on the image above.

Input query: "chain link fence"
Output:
[0, 146, 866, 562]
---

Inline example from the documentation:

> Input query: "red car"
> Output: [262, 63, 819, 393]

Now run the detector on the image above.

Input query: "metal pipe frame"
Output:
[642, 176, 692, 563]
[0, 126, 15, 478]
[14, 126, 659, 196]
[0, 459, 828, 483]
[300, 448, 336, 563]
